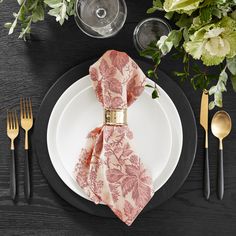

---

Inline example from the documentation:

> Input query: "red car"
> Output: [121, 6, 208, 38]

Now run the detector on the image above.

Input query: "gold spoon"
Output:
[211, 110, 232, 200]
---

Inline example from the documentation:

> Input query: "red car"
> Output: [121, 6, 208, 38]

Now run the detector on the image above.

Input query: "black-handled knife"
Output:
[200, 90, 210, 200]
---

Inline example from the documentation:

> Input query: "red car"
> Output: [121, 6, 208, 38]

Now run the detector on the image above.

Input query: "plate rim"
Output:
[34, 59, 197, 218]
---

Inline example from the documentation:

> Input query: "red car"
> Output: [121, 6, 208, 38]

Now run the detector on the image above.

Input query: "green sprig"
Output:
[3, 0, 75, 39]
[147, 0, 164, 14]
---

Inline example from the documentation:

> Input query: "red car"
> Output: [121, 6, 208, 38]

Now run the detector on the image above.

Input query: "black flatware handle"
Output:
[204, 148, 210, 200]
[10, 150, 16, 201]
[218, 149, 224, 200]
[24, 150, 30, 201]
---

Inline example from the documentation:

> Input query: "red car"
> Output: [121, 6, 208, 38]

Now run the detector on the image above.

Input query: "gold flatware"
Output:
[7, 110, 19, 200]
[200, 90, 210, 200]
[20, 98, 33, 201]
[211, 110, 232, 200]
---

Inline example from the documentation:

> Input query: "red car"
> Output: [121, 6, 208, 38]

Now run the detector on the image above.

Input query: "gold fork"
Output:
[20, 98, 33, 200]
[7, 110, 19, 200]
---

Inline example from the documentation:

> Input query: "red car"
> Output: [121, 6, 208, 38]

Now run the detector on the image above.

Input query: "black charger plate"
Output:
[34, 59, 197, 217]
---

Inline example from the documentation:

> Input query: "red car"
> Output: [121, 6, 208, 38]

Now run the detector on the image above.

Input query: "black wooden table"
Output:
[0, 1, 236, 235]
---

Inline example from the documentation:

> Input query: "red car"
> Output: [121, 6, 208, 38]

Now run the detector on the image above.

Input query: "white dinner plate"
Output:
[47, 75, 183, 201]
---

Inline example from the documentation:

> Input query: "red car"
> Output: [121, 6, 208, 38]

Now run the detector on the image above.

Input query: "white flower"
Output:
[204, 28, 230, 57]
[184, 17, 236, 66]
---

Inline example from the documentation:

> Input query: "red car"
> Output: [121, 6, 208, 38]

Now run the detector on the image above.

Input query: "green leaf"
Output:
[157, 35, 173, 55]
[175, 14, 192, 28]
[209, 69, 228, 108]
[152, 89, 159, 99]
[32, 4, 44, 22]
[147, 70, 154, 78]
[168, 30, 182, 48]
[182, 27, 190, 42]
[4, 22, 12, 29]
[18, 4, 27, 21]
[227, 57, 236, 75]
[209, 101, 215, 110]
[147, 7, 158, 14]
[214, 91, 223, 107]
[212, 7, 222, 18]
[44, 0, 62, 8]
[145, 84, 155, 89]
[219, 69, 228, 83]
[231, 74, 236, 92]
[218, 81, 227, 92]
[152, 51, 161, 65]
[66, 0, 75, 15]
[140, 49, 154, 57]
[199, 6, 212, 23]
[165, 12, 174, 20]
[9, 18, 17, 35]
[48, 7, 60, 17]
[153, 0, 163, 8]
[209, 85, 217, 95]
[140, 41, 162, 66]
[17, 0, 24, 5]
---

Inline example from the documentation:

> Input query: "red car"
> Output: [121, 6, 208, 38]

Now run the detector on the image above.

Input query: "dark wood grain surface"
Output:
[0, 1, 236, 235]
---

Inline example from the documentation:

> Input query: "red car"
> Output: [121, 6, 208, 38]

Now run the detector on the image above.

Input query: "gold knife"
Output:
[200, 90, 210, 200]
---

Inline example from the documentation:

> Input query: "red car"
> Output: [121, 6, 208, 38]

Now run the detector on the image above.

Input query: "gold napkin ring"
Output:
[104, 109, 127, 126]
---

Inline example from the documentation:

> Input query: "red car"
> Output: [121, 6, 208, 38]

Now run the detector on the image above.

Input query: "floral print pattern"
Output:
[74, 50, 154, 226]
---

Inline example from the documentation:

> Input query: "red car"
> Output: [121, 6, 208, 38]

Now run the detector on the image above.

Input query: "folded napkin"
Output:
[74, 50, 154, 225]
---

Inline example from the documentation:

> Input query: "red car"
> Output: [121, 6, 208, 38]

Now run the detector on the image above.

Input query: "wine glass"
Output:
[74, 0, 127, 38]
[133, 18, 171, 58]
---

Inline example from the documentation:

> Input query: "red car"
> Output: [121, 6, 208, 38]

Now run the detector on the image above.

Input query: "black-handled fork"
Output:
[20, 98, 33, 201]
[7, 110, 19, 201]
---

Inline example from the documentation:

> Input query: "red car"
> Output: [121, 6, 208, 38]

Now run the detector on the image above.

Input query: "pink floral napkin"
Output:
[74, 50, 154, 226]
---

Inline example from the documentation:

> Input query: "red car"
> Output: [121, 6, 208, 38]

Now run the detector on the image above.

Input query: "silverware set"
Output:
[7, 98, 33, 201]
[6, 92, 232, 202]
[200, 91, 232, 200]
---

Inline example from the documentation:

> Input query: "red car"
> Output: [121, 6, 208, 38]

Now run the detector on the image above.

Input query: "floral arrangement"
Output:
[1, 0, 236, 108]
[143, 0, 236, 109]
